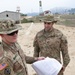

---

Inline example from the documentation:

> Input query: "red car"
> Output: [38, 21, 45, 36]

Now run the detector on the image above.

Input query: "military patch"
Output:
[0, 63, 11, 75]
[4, 67, 11, 75]
[0, 63, 8, 71]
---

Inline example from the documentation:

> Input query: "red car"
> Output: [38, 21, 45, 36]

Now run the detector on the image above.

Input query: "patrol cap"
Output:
[42, 15, 57, 23]
[0, 18, 22, 34]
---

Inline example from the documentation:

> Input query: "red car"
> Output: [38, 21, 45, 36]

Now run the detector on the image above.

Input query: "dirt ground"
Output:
[0, 23, 75, 75]
[17, 23, 75, 75]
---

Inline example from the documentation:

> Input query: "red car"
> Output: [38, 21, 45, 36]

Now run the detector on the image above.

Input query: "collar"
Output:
[43, 27, 54, 33]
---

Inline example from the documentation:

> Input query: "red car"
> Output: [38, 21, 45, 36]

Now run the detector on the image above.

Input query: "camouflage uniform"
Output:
[0, 19, 36, 75]
[33, 28, 70, 75]
[0, 41, 36, 75]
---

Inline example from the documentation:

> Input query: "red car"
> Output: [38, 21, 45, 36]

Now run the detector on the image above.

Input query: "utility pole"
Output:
[39, 0, 43, 15]
[16, 6, 21, 24]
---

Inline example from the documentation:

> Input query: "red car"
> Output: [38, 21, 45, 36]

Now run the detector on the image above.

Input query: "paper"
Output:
[32, 57, 62, 75]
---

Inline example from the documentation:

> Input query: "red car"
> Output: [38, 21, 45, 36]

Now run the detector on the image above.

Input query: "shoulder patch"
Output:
[61, 35, 67, 43]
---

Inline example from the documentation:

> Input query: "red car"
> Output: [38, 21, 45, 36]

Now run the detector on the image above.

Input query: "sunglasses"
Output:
[44, 22, 51, 25]
[7, 30, 18, 36]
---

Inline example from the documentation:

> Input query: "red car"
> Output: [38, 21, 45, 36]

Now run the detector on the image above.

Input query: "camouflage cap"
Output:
[0, 20, 22, 34]
[42, 15, 57, 23]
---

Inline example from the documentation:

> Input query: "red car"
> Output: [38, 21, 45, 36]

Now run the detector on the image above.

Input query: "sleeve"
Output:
[33, 35, 40, 57]
[60, 34, 70, 68]
[25, 55, 36, 64]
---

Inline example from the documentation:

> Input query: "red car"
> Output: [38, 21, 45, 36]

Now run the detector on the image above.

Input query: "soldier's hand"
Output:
[58, 66, 65, 75]
[34, 57, 45, 61]
[61, 66, 65, 72]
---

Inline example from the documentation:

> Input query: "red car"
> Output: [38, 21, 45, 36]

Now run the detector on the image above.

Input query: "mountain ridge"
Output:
[26, 7, 75, 16]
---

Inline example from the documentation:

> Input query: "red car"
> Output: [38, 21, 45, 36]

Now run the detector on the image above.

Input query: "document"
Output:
[32, 57, 62, 75]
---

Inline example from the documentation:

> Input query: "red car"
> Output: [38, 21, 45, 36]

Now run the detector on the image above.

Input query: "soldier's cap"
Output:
[0, 19, 22, 34]
[41, 15, 57, 23]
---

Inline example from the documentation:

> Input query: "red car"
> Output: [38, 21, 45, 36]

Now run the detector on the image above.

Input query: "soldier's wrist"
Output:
[34, 57, 38, 61]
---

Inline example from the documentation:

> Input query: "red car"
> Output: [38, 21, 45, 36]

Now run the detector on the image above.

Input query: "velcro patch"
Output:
[0, 63, 8, 71]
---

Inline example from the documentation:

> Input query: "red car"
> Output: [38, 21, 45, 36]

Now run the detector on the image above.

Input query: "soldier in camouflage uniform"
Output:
[0, 19, 44, 75]
[33, 15, 70, 75]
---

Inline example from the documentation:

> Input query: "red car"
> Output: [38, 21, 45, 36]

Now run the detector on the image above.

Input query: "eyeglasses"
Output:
[7, 30, 18, 36]
[44, 22, 51, 25]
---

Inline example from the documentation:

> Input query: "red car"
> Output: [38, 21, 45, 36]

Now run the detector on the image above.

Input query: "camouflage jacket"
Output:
[33, 28, 70, 68]
[0, 41, 35, 75]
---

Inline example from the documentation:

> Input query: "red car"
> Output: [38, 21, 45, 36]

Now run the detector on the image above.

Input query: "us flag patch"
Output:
[0, 63, 8, 71]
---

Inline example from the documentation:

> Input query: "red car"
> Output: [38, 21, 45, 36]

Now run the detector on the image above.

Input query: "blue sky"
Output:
[0, 0, 75, 13]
